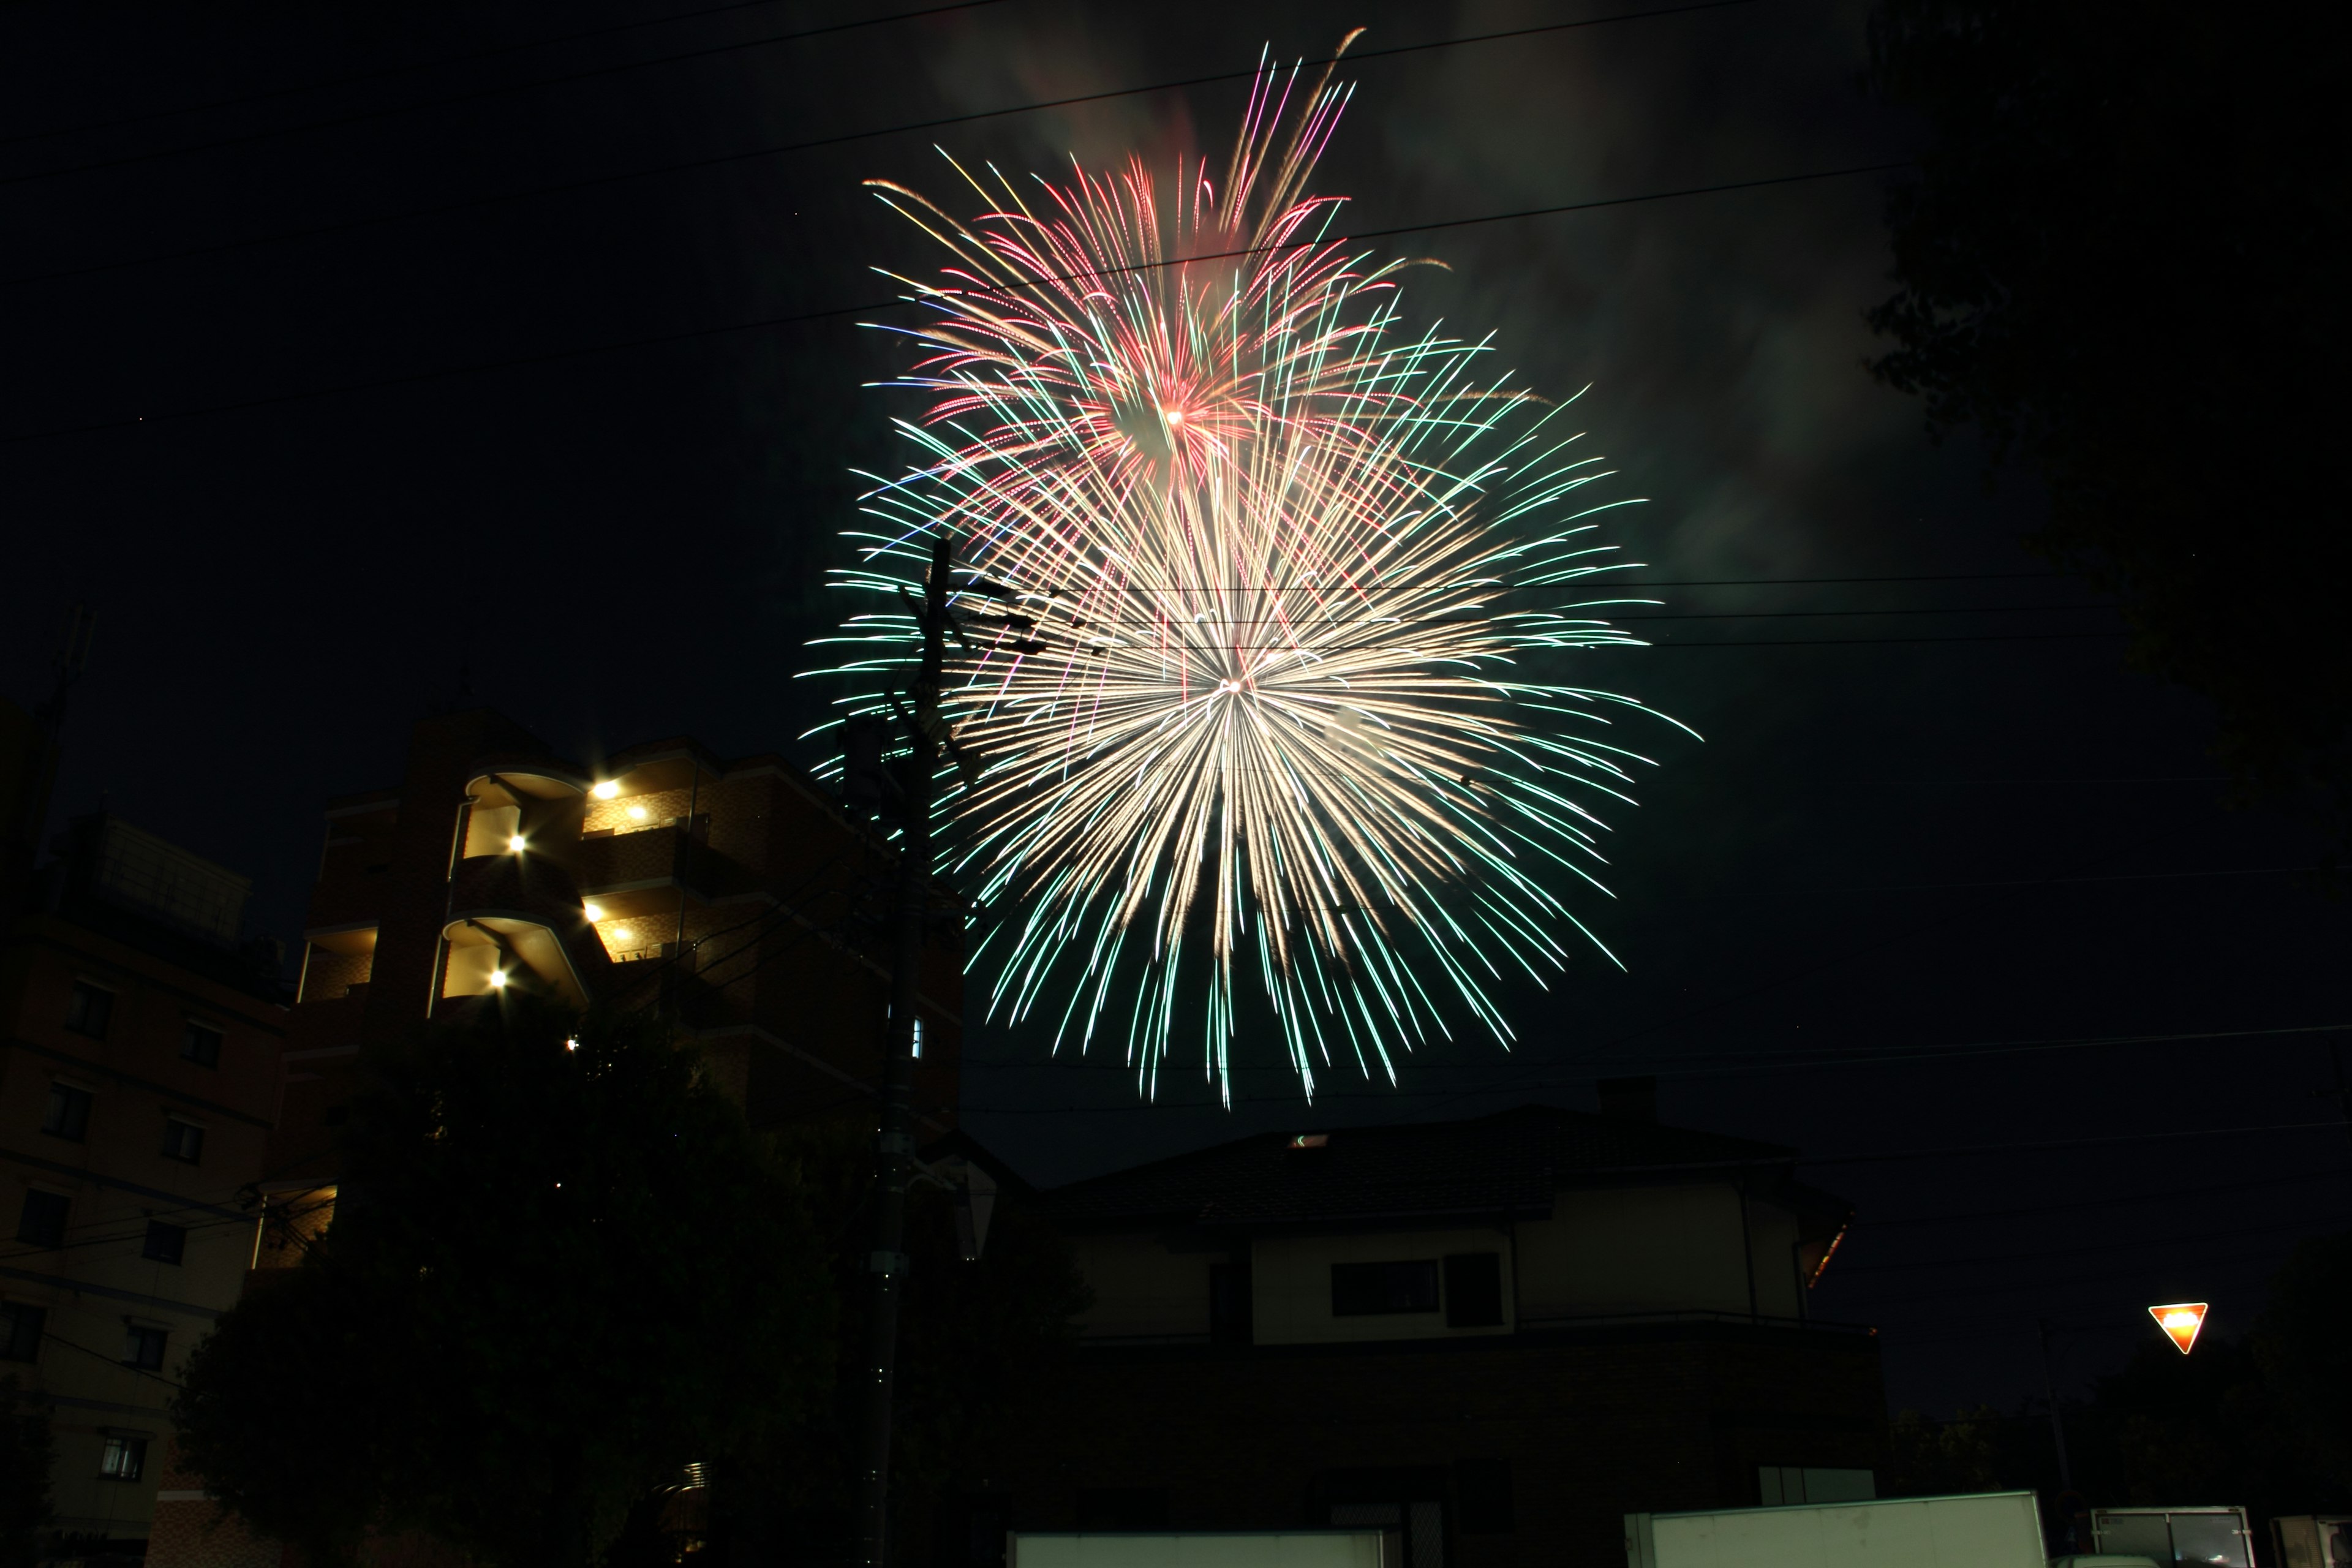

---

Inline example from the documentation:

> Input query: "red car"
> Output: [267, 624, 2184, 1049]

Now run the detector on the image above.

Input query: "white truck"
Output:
[1626, 1490, 2052, 1568]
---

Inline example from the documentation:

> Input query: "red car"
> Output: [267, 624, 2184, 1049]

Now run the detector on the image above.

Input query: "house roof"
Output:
[1035, 1103, 1819, 1232]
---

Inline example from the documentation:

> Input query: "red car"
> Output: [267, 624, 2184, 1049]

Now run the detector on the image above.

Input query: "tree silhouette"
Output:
[1866, 1, 2352, 851]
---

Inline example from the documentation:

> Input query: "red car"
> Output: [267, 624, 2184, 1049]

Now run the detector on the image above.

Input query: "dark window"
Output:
[1076, 1488, 1169, 1531]
[1456, 1458, 1515, 1534]
[65, 981, 113, 1038]
[42, 1083, 93, 1141]
[161, 1119, 205, 1164]
[0, 1302, 45, 1362]
[142, 1221, 187, 1265]
[1210, 1261, 1253, 1344]
[179, 1020, 224, 1068]
[1332, 1259, 1441, 1316]
[99, 1435, 148, 1481]
[123, 1325, 168, 1370]
[1444, 1253, 1505, 1328]
[15, 1190, 67, 1248]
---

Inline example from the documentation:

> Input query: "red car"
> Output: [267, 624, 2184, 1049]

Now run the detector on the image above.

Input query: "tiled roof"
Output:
[1036, 1104, 1799, 1231]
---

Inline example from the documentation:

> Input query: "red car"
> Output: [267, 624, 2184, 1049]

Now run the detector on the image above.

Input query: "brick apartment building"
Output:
[2, 688, 288, 1562]
[142, 705, 962, 1567]
[964, 1088, 1882, 1568]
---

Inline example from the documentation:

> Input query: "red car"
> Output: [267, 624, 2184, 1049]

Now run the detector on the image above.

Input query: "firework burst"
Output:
[814, 50, 1688, 1100]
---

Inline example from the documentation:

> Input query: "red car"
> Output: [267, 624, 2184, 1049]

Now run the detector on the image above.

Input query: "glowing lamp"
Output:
[584, 903, 604, 922]
[592, 780, 620, 799]
[565, 1036, 580, 1052]
[488, 969, 508, 990]
[2149, 1301, 2209, 1354]
[507, 834, 527, 853]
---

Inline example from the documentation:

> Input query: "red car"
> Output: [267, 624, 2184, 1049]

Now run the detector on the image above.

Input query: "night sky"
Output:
[4, 0, 2345, 1422]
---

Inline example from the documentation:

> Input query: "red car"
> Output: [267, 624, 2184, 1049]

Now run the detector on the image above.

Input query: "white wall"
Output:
[1250, 1226, 1513, 1346]
[1069, 1232, 1219, 1340]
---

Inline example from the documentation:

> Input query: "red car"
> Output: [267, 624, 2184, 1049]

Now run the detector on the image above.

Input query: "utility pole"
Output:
[2037, 1317, 2073, 1491]
[856, 532, 952, 1568]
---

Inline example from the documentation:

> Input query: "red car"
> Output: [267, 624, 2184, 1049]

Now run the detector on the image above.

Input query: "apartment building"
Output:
[959, 1087, 1881, 1568]
[1, 806, 286, 1564]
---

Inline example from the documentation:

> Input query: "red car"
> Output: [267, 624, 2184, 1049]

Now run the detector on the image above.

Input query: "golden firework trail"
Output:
[812, 48, 1688, 1101]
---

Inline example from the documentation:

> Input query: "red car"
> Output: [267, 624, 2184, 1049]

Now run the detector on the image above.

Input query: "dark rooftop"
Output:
[1036, 1103, 1811, 1232]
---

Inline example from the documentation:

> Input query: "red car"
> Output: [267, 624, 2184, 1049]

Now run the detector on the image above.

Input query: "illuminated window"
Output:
[42, 1084, 92, 1141]
[99, 1435, 148, 1480]
[123, 1325, 168, 1370]
[65, 981, 113, 1038]
[143, 1221, 187, 1265]
[15, 1191, 67, 1249]
[161, 1118, 206, 1164]
[180, 1020, 224, 1068]
[0, 1302, 44, 1362]
[912, 1017, 924, 1060]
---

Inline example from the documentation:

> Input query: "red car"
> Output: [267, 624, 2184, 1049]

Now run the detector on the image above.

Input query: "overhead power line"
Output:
[0, 0, 1012, 151]
[1801, 1119, 2352, 1168]
[1, 0, 1770, 289]
[0, 159, 1910, 447]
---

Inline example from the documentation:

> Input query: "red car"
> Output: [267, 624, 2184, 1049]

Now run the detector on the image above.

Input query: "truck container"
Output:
[1008, 1531, 1393, 1568]
[2092, 1508, 2257, 1568]
[2271, 1517, 2352, 1568]
[1625, 1490, 2048, 1568]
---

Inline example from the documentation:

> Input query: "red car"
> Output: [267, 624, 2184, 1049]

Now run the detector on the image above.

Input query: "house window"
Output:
[99, 1435, 148, 1481]
[42, 1083, 93, 1141]
[161, 1118, 206, 1164]
[66, 981, 113, 1038]
[180, 1020, 224, 1068]
[0, 1302, 45, 1362]
[15, 1190, 67, 1249]
[1331, 1259, 1441, 1316]
[143, 1221, 187, 1265]
[123, 1325, 168, 1370]
[1444, 1253, 1505, 1328]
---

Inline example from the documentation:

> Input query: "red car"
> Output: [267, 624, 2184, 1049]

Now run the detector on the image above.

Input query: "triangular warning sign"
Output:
[2149, 1302, 2209, 1354]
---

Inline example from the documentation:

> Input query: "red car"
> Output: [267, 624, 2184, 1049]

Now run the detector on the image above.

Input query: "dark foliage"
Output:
[1866, 1, 2352, 851]
[703, 1115, 1091, 1566]
[0, 1376, 54, 1568]
[174, 1001, 834, 1567]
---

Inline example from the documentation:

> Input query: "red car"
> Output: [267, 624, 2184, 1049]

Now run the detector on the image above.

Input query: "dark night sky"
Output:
[4, 0, 2346, 1422]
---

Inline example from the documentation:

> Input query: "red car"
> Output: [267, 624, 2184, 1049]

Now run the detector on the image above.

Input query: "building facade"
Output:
[144, 705, 961, 1567]
[966, 1091, 1880, 1568]
[1, 809, 286, 1562]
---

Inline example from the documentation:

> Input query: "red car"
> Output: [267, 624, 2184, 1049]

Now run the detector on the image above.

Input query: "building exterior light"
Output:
[488, 969, 508, 989]
[565, 1036, 580, 1052]
[507, 834, 527, 853]
[2150, 1301, 2209, 1354]
[584, 903, 604, 922]
[592, 780, 620, 799]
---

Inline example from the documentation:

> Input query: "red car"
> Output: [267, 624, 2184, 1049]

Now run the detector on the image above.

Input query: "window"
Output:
[99, 1436, 148, 1482]
[1331, 1259, 1441, 1316]
[65, 981, 113, 1038]
[179, 1020, 224, 1068]
[15, 1190, 67, 1249]
[1444, 1253, 1505, 1329]
[142, 1221, 187, 1265]
[42, 1083, 93, 1141]
[160, 1118, 205, 1164]
[123, 1325, 168, 1370]
[0, 1302, 45, 1362]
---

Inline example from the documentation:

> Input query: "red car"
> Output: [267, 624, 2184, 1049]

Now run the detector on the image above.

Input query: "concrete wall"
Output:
[1516, 1183, 1756, 1322]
